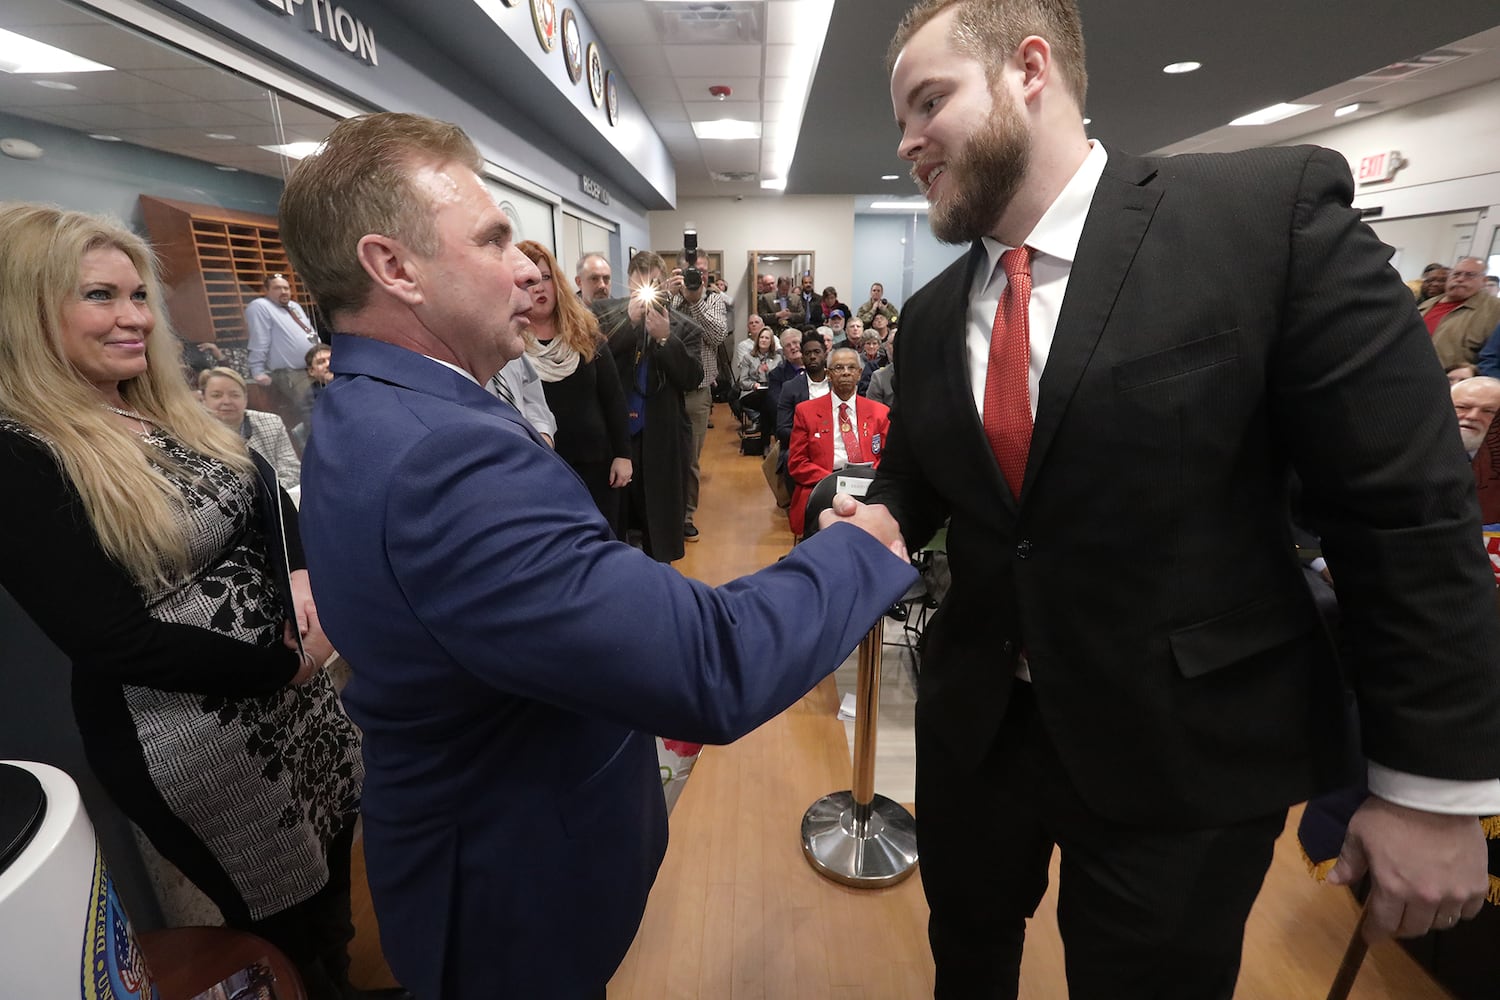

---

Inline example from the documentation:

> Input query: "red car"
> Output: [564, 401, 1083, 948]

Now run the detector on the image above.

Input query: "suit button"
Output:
[1015, 539, 1033, 559]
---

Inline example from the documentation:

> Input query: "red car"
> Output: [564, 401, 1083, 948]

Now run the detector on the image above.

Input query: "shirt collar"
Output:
[422, 354, 480, 385]
[978, 140, 1109, 278]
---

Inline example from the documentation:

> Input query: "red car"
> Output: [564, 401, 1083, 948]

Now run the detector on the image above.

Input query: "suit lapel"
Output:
[1024, 154, 1162, 499]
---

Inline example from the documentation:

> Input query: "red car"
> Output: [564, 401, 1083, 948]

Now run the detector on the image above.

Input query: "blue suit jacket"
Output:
[300, 335, 915, 999]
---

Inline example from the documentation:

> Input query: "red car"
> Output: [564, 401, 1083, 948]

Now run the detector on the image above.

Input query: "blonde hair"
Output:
[198, 366, 247, 391]
[890, 0, 1088, 108]
[279, 112, 482, 319]
[0, 202, 253, 589]
[517, 240, 602, 361]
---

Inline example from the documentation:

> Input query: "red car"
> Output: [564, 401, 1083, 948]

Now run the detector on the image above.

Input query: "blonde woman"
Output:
[199, 365, 302, 492]
[515, 240, 631, 538]
[0, 204, 366, 1000]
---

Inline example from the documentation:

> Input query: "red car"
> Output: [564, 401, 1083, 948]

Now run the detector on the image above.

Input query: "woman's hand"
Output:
[609, 457, 633, 489]
[284, 569, 334, 684]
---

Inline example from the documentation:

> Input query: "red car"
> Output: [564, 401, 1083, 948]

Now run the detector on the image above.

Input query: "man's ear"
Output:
[1016, 34, 1053, 105]
[356, 233, 424, 306]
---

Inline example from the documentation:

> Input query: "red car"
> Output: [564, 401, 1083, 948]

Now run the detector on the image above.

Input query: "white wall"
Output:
[648, 196, 856, 317]
[1288, 78, 1500, 276]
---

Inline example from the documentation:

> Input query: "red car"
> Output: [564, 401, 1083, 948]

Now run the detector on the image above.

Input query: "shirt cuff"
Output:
[1309, 557, 1327, 573]
[1367, 760, 1500, 815]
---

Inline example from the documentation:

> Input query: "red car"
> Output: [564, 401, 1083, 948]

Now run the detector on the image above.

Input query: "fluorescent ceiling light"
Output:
[1228, 102, 1318, 126]
[766, 0, 834, 188]
[259, 140, 325, 159]
[1162, 61, 1201, 74]
[1334, 102, 1364, 118]
[215, 165, 240, 172]
[880, 174, 900, 181]
[760, 178, 786, 191]
[0, 28, 113, 74]
[870, 200, 930, 212]
[206, 132, 237, 140]
[88, 133, 122, 142]
[1082, 117, 1092, 125]
[761, 255, 780, 261]
[33, 79, 77, 90]
[692, 119, 761, 140]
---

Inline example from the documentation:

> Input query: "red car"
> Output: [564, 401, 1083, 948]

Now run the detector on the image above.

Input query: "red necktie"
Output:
[838, 402, 865, 464]
[982, 246, 1034, 498]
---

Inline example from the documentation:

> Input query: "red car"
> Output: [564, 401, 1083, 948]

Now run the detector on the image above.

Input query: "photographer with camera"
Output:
[666, 229, 728, 543]
[855, 281, 900, 327]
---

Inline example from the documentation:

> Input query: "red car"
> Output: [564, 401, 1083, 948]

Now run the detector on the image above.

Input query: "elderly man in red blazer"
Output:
[787, 346, 892, 537]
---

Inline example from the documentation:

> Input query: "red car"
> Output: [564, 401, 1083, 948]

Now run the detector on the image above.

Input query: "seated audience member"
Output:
[292, 343, 334, 448]
[867, 333, 897, 407]
[1424, 257, 1500, 368]
[278, 111, 914, 999]
[200, 366, 302, 491]
[820, 287, 853, 328]
[0, 203, 365, 1000]
[1454, 376, 1500, 523]
[868, 310, 894, 347]
[1450, 363, 1479, 384]
[858, 332, 887, 395]
[855, 282, 899, 326]
[777, 330, 831, 461]
[817, 325, 834, 354]
[1409, 262, 1448, 303]
[845, 316, 865, 349]
[786, 347, 892, 538]
[733, 313, 769, 373]
[763, 329, 804, 440]
[1474, 322, 1500, 378]
[827, 309, 849, 346]
[736, 323, 782, 393]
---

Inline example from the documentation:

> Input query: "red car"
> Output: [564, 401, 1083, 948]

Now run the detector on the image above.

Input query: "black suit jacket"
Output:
[868, 146, 1500, 827]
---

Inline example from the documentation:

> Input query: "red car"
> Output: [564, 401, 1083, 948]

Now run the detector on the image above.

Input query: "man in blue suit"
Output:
[280, 113, 914, 1000]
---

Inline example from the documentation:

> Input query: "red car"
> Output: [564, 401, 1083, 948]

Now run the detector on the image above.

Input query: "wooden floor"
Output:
[346, 412, 1451, 999]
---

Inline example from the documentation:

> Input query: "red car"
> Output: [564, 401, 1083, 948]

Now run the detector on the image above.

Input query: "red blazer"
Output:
[786, 393, 891, 537]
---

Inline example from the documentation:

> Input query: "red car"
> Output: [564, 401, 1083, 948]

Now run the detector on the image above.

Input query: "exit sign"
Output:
[1357, 150, 1405, 185]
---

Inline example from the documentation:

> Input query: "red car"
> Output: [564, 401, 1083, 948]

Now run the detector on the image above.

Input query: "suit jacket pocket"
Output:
[1113, 330, 1240, 392]
[1168, 594, 1317, 679]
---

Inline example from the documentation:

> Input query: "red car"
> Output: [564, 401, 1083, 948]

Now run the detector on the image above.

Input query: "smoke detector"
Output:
[709, 85, 732, 100]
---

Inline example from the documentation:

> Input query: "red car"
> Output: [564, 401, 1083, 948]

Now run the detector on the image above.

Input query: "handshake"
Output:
[819, 494, 908, 562]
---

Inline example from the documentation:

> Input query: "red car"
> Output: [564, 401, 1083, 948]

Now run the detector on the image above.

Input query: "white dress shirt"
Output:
[829, 392, 862, 469]
[963, 141, 1500, 814]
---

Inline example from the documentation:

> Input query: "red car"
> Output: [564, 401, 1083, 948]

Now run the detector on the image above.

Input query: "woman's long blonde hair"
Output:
[516, 240, 601, 360]
[0, 203, 253, 590]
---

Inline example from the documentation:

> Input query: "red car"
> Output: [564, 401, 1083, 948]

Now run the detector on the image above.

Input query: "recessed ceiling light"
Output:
[760, 177, 786, 191]
[1162, 61, 1201, 75]
[881, 174, 900, 181]
[215, 165, 240, 172]
[88, 133, 122, 142]
[33, 79, 77, 91]
[870, 200, 930, 212]
[0, 28, 113, 74]
[1333, 102, 1364, 118]
[1229, 102, 1319, 127]
[206, 132, 237, 140]
[259, 140, 325, 159]
[692, 119, 761, 140]
[1082, 117, 1092, 125]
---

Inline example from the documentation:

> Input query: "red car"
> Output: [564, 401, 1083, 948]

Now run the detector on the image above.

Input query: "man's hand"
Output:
[819, 493, 908, 562]
[254, 373, 273, 386]
[1327, 797, 1489, 940]
[644, 304, 670, 345]
[609, 457, 633, 488]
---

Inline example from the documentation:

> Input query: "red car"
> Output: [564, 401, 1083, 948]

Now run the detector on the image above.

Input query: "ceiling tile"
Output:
[682, 100, 761, 121]
[607, 44, 669, 80]
[575, 3, 660, 47]
[765, 2, 805, 46]
[131, 68, 274, 103]
[664, 44, 762, 78]
[11, 23, 202, 72]
[675, 76, 764, 102]
[762, 44, 799, 77]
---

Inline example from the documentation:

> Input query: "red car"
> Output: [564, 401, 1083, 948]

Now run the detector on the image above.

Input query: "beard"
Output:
[922, 97, 1032, 245]
[1460, 425, 1487, 454]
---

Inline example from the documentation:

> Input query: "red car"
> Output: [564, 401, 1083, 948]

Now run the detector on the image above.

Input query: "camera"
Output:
[682, 227, 702, 292]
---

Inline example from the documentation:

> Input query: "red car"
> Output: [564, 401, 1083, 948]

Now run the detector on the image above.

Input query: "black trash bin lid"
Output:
[0, 763, 47, 876]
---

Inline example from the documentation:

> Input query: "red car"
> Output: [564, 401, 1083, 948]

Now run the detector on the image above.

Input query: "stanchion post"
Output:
[800, 618, 919, 887]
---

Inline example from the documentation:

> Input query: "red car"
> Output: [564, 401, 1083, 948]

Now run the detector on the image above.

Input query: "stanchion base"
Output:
[801, 791, 918, 888]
